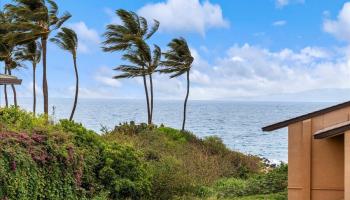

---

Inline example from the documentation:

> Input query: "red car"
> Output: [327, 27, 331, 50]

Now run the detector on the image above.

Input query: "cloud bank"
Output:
[138, 0, 229, 35]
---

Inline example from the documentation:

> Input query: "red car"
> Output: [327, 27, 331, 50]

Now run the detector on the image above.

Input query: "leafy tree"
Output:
[102, 9, 159, 125]
[50, 27, 79, 121]
[160, 37, 194, 131]
[15, 40, 41, 115]
[6, 0, 71, 115]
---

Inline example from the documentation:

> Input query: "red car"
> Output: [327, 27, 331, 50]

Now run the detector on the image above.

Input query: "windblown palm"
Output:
[160, 38, 194, 131]
[15, 40, 41, 114]
[50, 27, 78, 121]
[103, 9, 160, 125]
[6, 0, 71, 115]
[0, 11, 23, 107]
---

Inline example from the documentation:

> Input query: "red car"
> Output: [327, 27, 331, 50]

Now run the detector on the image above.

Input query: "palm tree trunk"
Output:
[182, 70, 190, 132]
[149, 74, 154, 123]
[41, 37, 49, 116]
[142, 73, 151, 125]
[3, 66, 8, 108]
[32, 62, 37, 115]
[69, 56, 79, 121]
[8, 69, 17, 107]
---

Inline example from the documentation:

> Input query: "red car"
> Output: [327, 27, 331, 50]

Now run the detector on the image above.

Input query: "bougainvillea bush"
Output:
[0, 107, 150, 200]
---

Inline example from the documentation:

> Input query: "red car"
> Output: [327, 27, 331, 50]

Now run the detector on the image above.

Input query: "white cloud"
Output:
[191, 69, 210, 84]
[323, 2, 350, 42]
[104, 8, 121, 24]
[67, 22, 100, 53]
[276, 0, 289, 8]
[152, 44, 349, 100]
[275, 0, 304, 8]
[272, 20, 287, 26]
[137, 0, 229, 35]
[94, 66, 121, 88]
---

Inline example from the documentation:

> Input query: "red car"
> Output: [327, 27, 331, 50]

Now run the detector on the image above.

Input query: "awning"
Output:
[0, 74, 22, 85]
[313, 121, 350, 139]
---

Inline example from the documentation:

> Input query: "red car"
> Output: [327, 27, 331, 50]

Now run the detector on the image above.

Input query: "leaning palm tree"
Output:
[6, 0, 71, 115]
[0, 45, 9, 108]
[50, 27, 78, 121]
[15, 40, 41, 115]
[160, 38, 194, 131]
[7, 59, 22, 107]
[102, 9, 159, 125]
[148, 45, 161, 121]
[114, 44, 161, 123]
[0, 11, 22, 107]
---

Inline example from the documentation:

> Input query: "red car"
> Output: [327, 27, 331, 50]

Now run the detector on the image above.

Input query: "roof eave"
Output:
[262, 101, 350, 132]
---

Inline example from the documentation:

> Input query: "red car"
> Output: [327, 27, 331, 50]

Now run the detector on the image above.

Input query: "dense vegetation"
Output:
[0, 107, 287, 200]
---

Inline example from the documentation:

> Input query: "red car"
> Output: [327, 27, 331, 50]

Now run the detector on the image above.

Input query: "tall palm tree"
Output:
[160, 38, 194, 131]
[0, 11, 22, 107]
[15, 40, 41, 114]
[0, 12, 9, 107]
[113, 44, 161, 124]
[6, 0, 71, 115]
[148, 45, 161, 121]
[50, 27, 78, 121]
[102, 9, 159, 125]
[7, 59, 22, 107]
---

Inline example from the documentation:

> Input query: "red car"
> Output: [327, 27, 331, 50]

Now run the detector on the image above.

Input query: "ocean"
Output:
[10, 98, 333, 163]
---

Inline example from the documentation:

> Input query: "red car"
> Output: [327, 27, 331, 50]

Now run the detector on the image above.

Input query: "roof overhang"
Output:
[313, 121, 350, 139]
[0, 74, 22, 85]
[262, 101, 350, 132]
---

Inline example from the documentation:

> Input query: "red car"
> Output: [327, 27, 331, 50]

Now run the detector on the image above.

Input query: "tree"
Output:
[6, 0, 71, 115]
[0, 11, 23, 107]
[15, 40, 41, 115]
[50, 27, 78, 121]
[160, 37, 194, 131]
[102, 9, 159, 125]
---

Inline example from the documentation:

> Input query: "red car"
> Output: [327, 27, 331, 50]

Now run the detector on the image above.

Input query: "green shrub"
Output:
[0, 108, 284, 200]
[0, 108, 151, 200]
[0, 106, 48, 132]
[214, 164, 288, 198]
[104, 122, 262, 200]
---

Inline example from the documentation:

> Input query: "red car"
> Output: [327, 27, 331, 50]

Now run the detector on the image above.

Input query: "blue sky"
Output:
[2, 0, 350, 101]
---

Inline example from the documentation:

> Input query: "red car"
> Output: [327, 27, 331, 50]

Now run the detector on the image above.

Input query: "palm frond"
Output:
[50, 27, 77, 55]
[145, 20, 159, 39]
[160, 37, 194, 78]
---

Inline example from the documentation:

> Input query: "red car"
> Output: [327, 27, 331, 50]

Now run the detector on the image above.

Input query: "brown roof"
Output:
[262, 101, 350, 132]
[0, 74, 22, 85]
[313, 121, 350, 139]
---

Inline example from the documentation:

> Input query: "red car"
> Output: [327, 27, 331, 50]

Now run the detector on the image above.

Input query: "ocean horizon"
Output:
[4, 97, 336, 163]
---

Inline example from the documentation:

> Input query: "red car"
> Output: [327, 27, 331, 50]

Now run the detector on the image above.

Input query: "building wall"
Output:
[288, 106, 350, 200]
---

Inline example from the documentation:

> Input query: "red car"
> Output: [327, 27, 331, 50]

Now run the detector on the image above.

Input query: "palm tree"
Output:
[160, 38, 194, 131]
[7, 59, 22, 107]
[15, 40, 41, 115]
[102, 9, 159, 125]
[0, 11, 22, 107]
[148, 45, 161, 121]
[113, 44, 161, 124]
[0, 11, 9, 108]
[50, 27, 78, 121]
[6, 0, 71, 115]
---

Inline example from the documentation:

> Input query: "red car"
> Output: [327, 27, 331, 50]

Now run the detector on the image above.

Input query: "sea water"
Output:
[10, 98, 332, 162]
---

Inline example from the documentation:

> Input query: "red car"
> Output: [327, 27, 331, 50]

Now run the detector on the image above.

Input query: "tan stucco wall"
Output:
[288, 107, 350, 200]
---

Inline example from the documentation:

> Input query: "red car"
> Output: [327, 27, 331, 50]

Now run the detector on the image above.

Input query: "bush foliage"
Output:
[0, 107, 150, 200]
[0, 107, 287, 200]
